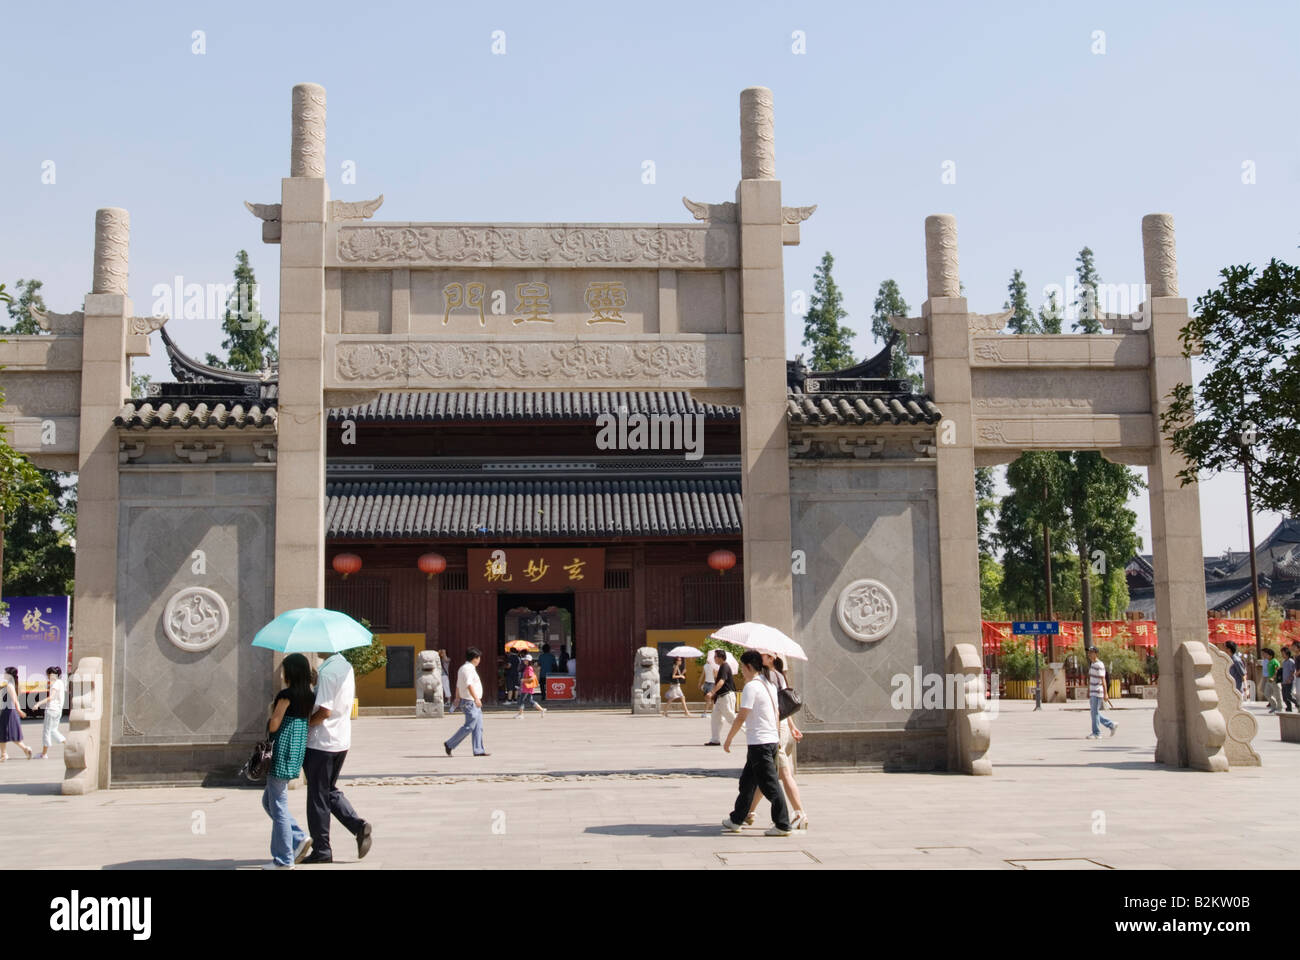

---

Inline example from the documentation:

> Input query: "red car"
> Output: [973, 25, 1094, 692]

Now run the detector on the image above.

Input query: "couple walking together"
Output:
[261, 652, 373, 868]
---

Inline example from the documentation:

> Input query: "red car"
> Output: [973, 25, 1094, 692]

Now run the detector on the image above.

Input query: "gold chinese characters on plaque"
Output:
[441, 280, 629, 327]
[468, 548, 606, 592]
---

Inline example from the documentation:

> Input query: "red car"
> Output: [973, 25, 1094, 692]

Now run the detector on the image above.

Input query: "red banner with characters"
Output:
[983, 618, 1300, 654]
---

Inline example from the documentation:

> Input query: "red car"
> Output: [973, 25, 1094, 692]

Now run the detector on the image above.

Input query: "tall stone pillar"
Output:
[921, 215, 983, 772]
[274, 83, 329, 615]
[68, 208, 132, 792]
[736, 87, 794, 637]
[1143, 213, 1214, 769]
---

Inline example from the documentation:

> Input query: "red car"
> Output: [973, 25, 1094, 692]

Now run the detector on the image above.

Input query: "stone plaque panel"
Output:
[971, 369, 1151, 416]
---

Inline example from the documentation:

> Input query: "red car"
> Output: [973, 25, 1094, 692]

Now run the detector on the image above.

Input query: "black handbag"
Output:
[242, 726, 275, 783]
[778, 685, 803, 720]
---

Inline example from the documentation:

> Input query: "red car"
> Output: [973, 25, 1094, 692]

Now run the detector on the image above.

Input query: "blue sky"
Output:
[2, 0, 1295, 554]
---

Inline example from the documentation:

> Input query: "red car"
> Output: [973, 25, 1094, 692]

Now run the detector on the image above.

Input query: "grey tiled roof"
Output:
[327, 391, 740, 423]
[326, 478, 742, 539]
[115, 400, 278, 430]
[786, 390, 942, 426]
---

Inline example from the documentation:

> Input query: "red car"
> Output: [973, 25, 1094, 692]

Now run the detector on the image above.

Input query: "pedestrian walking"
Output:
[745, 655, 808, 830]
[515, 655, 547, 718]
[1264, 648, 1283, 713]
[701, 651, 717, 715]
[301, 651, 372, 864]
[0, 667, 33, 760]
[721, 650, 790, 836]
[33, 667, 67, 758]
[1281, 646, 1296, 713]
[444, 648, 489, 756]
[439, 648, 452, 709]
[538, 643, 556, 701]
[704, 649, 735, 746]
[505, 650, 522, 704]
[663, 657, 694, 718]
[1085, 646, 1117, 740]
[261, 653, 315, 869]
[1225, 640, 1246, 695]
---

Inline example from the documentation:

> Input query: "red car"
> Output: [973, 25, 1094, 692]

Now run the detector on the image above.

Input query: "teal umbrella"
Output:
[252, 608, 372, 654]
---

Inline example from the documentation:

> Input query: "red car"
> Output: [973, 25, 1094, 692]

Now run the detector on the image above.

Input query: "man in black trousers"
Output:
[301, 650, 372, 864]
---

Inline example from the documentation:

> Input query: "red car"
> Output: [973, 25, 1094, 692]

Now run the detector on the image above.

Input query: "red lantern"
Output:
[708, 549, 736, 576]
[332, 553, 362, 579]
[418, 552, 447, 579]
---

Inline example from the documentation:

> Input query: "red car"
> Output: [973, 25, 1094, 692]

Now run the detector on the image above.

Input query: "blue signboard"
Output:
[1011, 621, 1060, 635]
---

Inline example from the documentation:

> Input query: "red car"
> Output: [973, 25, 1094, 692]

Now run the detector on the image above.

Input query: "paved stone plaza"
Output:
[3, 700, 1293, 870]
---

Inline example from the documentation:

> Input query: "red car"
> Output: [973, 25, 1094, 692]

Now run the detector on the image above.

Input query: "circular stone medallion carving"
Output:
[836, 579, 898, 643]
[163, 587, 230, 653]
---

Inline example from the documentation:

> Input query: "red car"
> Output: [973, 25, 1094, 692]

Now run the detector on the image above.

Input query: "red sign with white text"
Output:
[545, 676, 576, 700]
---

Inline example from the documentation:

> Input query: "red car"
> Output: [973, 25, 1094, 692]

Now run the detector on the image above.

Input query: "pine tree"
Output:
[1039, 289, 1063, 335]
[800, 252, 855, 371]
[1004, 269, 1037, 334]
[870, 279, 914, 380]
[1, 279, 47, 335]
[1073, 247, 1103, 333]
[205, 250, 278, 372]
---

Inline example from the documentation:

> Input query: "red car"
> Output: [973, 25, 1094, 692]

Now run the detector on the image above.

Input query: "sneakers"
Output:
[764, 826, 792, 837]
[293, 837, 313, 864]
[300, 851, 333, 864]
[1107, 723, 1118, 738]
[262, 861, 293, 870]
[704, 741, 721, 746]
[356, 822, 372, 859]
[1085, 734, 1100, 740]
[720, 817, 743, 833]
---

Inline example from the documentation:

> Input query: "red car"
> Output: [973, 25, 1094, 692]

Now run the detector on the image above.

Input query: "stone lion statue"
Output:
[631, 646, 661, 715]
[415, 650, 444, 718]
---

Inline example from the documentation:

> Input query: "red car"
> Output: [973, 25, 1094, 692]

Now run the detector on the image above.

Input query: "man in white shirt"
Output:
[444, 647, 490, 756]
[302, 652, 372, 863]
[1086, 646, 1117, 740]
[701, 652, 717, 715]
[720, 650, 790, 836]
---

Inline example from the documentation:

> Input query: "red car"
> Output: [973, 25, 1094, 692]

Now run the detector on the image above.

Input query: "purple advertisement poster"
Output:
[0, 596, 71, 704]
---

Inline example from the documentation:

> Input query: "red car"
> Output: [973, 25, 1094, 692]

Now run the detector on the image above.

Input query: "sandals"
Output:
[791, 811, 809, 831]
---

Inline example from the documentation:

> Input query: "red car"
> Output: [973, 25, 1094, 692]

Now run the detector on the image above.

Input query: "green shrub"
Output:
[341, 617, 386, 678]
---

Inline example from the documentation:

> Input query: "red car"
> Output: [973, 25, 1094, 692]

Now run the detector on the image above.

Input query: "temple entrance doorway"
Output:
[499, 593, 575, 703]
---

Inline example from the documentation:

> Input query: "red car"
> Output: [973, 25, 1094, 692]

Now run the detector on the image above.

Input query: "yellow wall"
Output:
[355, 633, 425, 707]
[645, 629, 745, 703]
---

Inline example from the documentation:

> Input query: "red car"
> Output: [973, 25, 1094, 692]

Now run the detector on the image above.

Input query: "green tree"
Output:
[1162, 257, 1300, 516]
[4, 470, 75, 596]
[800, 252, 855, 371]
[870, 278, 915, 381]
[1, 279, 47, 335]
[130, 373, 153, 399]
[205, 250, 277, 372]
[1073, 247, 1103, 333]
[996, 452, 1074, 619]
[1004, 269, 1038, 334]
[980, 556, 1007, 620]
[1039, 289, 1063, 335]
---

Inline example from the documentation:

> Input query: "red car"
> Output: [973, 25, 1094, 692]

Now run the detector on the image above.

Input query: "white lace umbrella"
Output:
[709, 622, 807, 661]
[665, 645, 704, 658]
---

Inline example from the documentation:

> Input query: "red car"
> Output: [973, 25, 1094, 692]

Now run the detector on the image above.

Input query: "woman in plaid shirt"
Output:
[262, 654, 315, 869]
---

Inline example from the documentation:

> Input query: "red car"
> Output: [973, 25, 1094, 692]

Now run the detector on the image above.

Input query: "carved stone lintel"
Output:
[253, 440, 277, 463]
[174, 441, 224, 464]
[92, 207, 130, 296]
[968, 310, 1014, 335]
[837, 437, 884, 459]
[29, 307, 84, 334]
[924, 214, 959, 298]
[336, 340, 707, 386]
[891, 315, 928, 336]
[740, 87, 776, 180]
[335, 224, 735, 268]
[119, 440, 146, 464]
[329, 195, 384, 221]
[290, 82, 326, 178]
[129, 315, 168, 336]
[681, 197, 736, 223]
